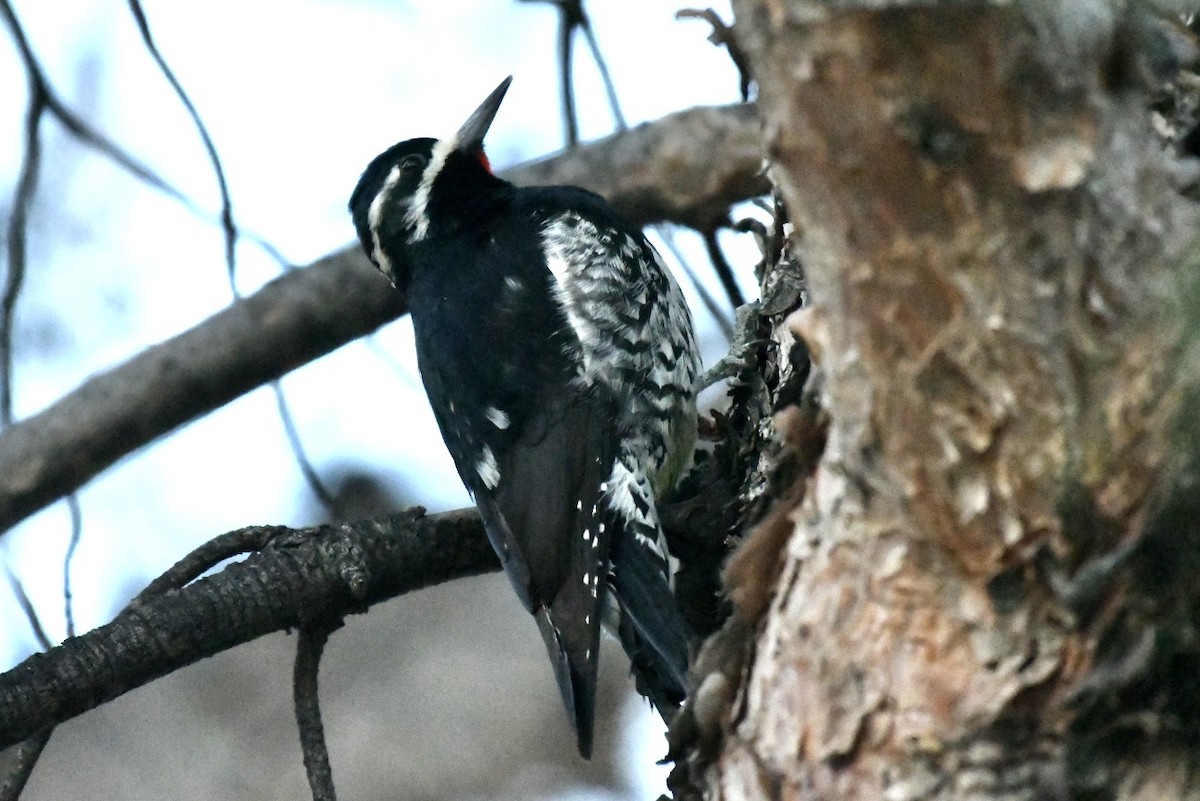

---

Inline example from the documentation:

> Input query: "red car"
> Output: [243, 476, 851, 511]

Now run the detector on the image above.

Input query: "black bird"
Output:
[349, 77, 699, 758]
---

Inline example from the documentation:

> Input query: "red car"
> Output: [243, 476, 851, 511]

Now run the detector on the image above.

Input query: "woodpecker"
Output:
[349, 77, 699, 758]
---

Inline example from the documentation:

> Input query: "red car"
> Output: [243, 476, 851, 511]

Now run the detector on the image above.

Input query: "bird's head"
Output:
[349, 76, 513, 287]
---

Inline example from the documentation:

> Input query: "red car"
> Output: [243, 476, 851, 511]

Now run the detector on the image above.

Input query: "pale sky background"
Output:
[0, 0, 754, 792]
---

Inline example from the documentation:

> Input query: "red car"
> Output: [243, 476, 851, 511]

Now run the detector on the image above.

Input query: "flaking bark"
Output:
[682, 2, 1200, 800]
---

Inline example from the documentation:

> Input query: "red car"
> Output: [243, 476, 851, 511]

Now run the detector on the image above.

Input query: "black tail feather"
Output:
[610, 525, 692, 716]
[536, 605, 599, 759]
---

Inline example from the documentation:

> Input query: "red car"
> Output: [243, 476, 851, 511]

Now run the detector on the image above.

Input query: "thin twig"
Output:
[123, 2, 333, 508]
[520, 0, 586, 147]
[578, 11, 626, 130]
[0, 565, 55, 800]
[272, 381, 337, 515]
[132, 525, 290, 603]
[0, 728, 52, 801]
[676, 8, 754, 101]
[0, 75, 44, 427]
[62, 494, 82, 637]
[3, 564, 50, 651]
[0, 0, 287, 270]
[294, 621, 340, 801]
[0, 1, 203, 226]
[654, 225, 734, 340]
[557, 1, 581, 147]
[125, 0, 239, 292]
[701, 225, 746, 309]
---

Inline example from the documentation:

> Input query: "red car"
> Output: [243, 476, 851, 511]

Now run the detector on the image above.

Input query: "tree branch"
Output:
[294, 621, 339, 801]
[0, 507, 498, 748]
[0, 102, 764, 540]
[0, 728, 51, 801]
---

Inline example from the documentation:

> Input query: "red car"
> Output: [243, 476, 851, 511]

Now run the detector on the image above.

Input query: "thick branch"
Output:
[0, 102, 764, 539]
[0, 507, 497, 747]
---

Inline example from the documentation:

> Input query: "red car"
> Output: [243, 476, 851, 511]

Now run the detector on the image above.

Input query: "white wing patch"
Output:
[477, 444, 500, 490]
[485, 406, 510, 429]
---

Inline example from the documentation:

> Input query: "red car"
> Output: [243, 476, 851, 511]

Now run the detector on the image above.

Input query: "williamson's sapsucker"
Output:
[349, 77, 699, 758]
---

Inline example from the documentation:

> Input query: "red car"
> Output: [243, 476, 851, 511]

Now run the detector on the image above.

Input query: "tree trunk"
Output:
[684, 3, 1200, 799]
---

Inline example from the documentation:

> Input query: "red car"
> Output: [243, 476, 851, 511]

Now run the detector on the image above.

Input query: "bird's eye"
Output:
[400, 154, 427, 174]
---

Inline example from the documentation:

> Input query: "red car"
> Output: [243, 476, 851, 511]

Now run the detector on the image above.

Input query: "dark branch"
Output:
[133, 524, 290, 601]
[655, 226, 734, 340]
[271, 380, 337, 514]
[0, 507, 497, 748]
[63, 494, 82, 637]
[0, 0, 244, 247]
[295, 622, 339, 801]
[676, 8, 754, 102]
[701, 225, 747, 309]
[1, 64, 44, 427]
[557, 2, 580, 147]
[578, 10, 627, 130]
[0, 102, 765, 540]
[0, 728, 51, 801]
[125, 0, 239, 291]
[3, 567, 50, 652]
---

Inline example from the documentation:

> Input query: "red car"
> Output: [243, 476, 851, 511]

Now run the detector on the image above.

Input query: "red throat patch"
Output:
[477, 150, 492, 174]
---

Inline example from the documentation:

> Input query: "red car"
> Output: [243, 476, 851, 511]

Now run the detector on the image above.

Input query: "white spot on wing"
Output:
[485, 406, 510, 429]
[476, 445, 500, 490]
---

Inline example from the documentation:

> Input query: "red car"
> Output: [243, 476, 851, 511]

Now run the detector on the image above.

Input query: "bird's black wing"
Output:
[409, 217, 619, 757]
[472, 387, 616, 758]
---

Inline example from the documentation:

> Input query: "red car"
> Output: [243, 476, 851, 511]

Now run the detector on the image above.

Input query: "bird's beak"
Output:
[456, 76, 512, 150]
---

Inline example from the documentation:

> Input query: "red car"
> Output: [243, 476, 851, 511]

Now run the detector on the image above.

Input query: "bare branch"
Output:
[271, 380, 336, 514]
[62, 494, 81, 638]
[0, 507, 497, 748]
[133, 524, 289, 601]
[0, 102, 765, 540]
[295, 622, 339, 801]
[655, 226, 734, 340]
[507, 102, 764, 230]
[3, 567, 50, 652]
[677, 9, 753, 101]
[578, 9, 627, 131]
[0, 728, 51, 801]
[125, 0, 239, 291]
[1, 59, 44, 427]
[700, 224, 746, 309]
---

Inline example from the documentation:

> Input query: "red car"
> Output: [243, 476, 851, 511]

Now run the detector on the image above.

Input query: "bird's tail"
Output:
[610, 522, 691, 719]
[536, 598, 602, 759]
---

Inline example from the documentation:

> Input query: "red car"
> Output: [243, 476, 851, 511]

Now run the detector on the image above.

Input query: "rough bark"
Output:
[0, 102, 767, 541]
[684, 2, 1200, 800]
[0, 508, 497, 747]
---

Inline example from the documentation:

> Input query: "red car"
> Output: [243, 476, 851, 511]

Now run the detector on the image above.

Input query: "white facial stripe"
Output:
[406, 135, 458, 242]
[368, 164, 403, 280]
